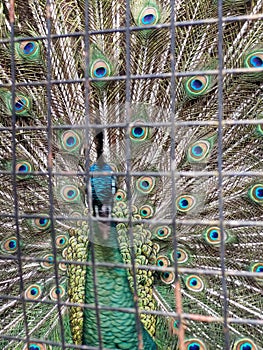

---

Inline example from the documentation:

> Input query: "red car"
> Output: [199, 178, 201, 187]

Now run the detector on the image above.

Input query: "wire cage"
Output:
[0, 0, 262, 349]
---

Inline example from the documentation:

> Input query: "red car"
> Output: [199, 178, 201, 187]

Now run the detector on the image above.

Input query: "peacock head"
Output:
[88, 161, 119, 247]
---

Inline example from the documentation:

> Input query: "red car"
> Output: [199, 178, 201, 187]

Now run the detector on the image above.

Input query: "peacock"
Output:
[0, 0, 262, 349]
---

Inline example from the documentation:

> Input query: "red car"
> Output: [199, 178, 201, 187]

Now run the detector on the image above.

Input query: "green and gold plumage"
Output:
[0, 0, 262, 349]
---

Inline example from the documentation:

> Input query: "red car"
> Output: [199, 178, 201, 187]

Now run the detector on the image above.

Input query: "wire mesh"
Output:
[0, 0, 263, 349]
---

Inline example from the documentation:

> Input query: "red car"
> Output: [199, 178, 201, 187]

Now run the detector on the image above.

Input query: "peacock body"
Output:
[0, 0, 263, 349]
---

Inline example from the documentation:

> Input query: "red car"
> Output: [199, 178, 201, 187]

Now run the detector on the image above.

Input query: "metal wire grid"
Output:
[0, 0, 262, 349]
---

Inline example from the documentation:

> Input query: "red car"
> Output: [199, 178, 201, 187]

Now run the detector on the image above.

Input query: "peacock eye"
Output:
[18, 164, 28, 172]
[61, 184, 81, 203]
[249, 56, 263, 67]
[142, 13, 155, 25]
[188, 140, 211, 162]
[40, 254, 54, 269]
[203, 226, 221, 245]
[20, 41, 37, 55]
[132, 126, 144, 137]
[232, 338, 257, 350]
[55, 235, 68, 249]
[255, 265, 263, 273]
[139, 204, 155, 219]
[160, 271, 175, 284]
[176, 195, 196, 213]
[16, 160, 33, 179]
[29, 216, 51, 232]
[15, 40, 42, 63]
[185, 75, 211, 97]
[185, 275, 204, 292]
[244, 51, 263, 68]
[59, 261, 67, 272]
[90, 59, 111, 79]
[29, 346, 41, 350]
[175, 248, 190, 264]
[191, 78, 204, 90]
[39, 218, 48, 226]
[249, 262, 263, 284]
[154, 226, 171, 240]
[248, 183, 263, 205]
[25, 284, 42, 300]
[61, 130, 82, 153]
[172, 319, 178, 330]
[130, 125, 149, 141]
[1, 237, 18, 253]
[115, 189, 127, 202]
[50, 285, 65, 300]
[3, 91, 32, 117]
[136, 176, 155, 194]
[15, 96, 30, 113]
[184, 338, 207, 350]
[138, 7, 160, 26]
[37, 218, 49, 228]
[24, 343, 46, 350]
[156, 255, 170, 268]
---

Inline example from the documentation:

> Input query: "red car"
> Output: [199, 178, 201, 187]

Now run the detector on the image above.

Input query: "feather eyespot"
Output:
[1, 91, 32, 116]
[89, 45, 114, 88]
[203, 226, 221, 246]
[61, 130, 82, 153]
[1, 236, 18, 253]
[185, 275, 204, 292]
[37, 218, 50, 229]
[115, 189, 127, 202]
[130, 125, 149, 141]
[16, 160, 33, 179]
[59, 262, 67, 272]
[40, 254, 54, 269]
[19, 41, 39, 56]
[171, 318, 178, 330]
[251, 263, 263, 273]
[184, 338, 207, 350]
[187, 140, 211, 162]
[28, 215, 51, 232]
[156, 255, 170, 268]
[154, 226, 171, 240]
[139, 204, 155, 218]
[243, 49, 263, 81]
[50, 285, 65, 300]
[90, 59, 111, 79]
[250, 262, 263, 284]
[25, 284, 42, 300]
[138, 7, 160, 26]
[185, 75, 211, 97]
[244, 51, 263, 69]
[232, 338, 258, 350]
[13, 95, 31, 115]
[16, 40, 42, 62]
[23, 343, 46, 350]
[56, 235, 68, 249]
[203, 226, 236, 246]
[61, 184, 81, 203]
[176, 195, 196, 213]
[35, 218, 50, 231]
[136, 176, 156, 194]
[175, 248, 190, 265]
[248, 183, 263, 205]
[160, 271, 175, 284]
